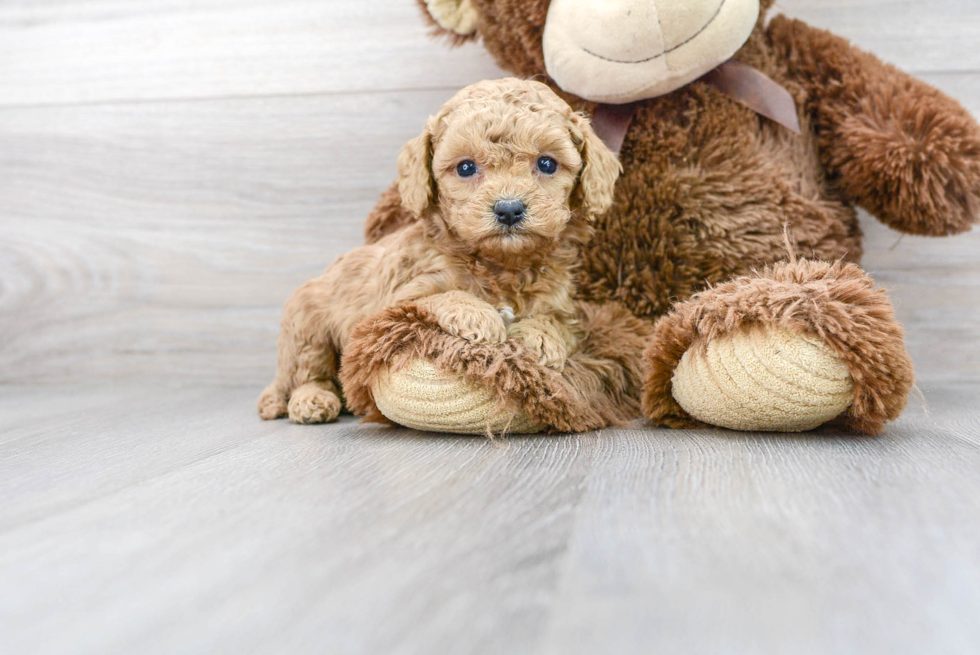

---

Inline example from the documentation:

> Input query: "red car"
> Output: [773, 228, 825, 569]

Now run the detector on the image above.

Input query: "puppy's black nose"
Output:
[494, 198, 526, 227]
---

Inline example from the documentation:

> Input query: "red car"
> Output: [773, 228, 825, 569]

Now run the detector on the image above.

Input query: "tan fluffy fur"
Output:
[257, 78, 620, 424]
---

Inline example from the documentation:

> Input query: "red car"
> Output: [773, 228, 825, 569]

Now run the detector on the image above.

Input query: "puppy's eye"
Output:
[536, 156, 558, 175]
[456, 160, 478, 178]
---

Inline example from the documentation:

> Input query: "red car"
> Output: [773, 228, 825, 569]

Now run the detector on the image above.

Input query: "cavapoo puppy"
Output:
[258, 78, 621, 424]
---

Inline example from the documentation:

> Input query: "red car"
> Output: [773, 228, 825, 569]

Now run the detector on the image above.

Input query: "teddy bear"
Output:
[339, 0, 980, 435]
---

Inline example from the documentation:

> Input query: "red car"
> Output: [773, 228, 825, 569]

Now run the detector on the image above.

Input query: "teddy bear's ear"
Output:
[419, 0, 479, 38]
[571, 114, 622, 220]
[397, 117, 437, 218]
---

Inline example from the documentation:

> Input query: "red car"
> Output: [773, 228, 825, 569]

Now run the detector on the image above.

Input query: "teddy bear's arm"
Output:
[364, 182, 419, 244]
[768, 16, 980, 236]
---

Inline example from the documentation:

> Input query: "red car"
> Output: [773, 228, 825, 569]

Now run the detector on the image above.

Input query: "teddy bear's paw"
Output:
[257, 385, 288, 420]
[287, 382, 343, 425]
[671, 324, 854, 432]
[372, 359, 545, 435]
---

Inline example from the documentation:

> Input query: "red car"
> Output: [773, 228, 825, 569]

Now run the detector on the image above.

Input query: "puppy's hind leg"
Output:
[258, 335, 343, 424]
[257, 381, 289, 420]
[257, 324, 309, 421]
[257, 283, 343, 423]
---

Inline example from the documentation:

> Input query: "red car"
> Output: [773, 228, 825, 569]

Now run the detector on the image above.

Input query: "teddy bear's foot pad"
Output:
[671, 324, 854, 432]
[373, 358, 544, 434]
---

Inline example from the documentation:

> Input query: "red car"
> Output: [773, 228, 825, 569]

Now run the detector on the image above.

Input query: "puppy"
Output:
[257, 78, 621, 424]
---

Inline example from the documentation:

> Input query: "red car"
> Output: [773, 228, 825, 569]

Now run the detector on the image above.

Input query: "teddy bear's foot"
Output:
[671, 324, 854, 432]
[340, 301, 654, 435]
[373, 358, 544, 434]
[643, 258, 915, 435]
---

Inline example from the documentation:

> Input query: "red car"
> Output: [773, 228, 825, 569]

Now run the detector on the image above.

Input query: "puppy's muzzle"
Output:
[493, 198, 526, 227]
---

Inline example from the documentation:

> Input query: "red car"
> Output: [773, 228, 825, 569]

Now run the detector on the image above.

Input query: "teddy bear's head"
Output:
[418, 0, 774, 103]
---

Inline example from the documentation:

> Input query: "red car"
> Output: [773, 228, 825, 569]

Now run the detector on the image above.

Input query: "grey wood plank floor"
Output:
[1, 382, 979, 654]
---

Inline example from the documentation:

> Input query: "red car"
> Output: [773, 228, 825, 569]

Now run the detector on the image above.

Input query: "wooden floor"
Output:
[1, 382, 979, 654]
[2, 0, 980, 652]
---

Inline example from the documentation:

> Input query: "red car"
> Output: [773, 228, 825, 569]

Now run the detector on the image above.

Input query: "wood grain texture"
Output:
[776, 0, 980, 72]
[0, 90, 450, 383]
[0, 0, 505, 107]
[0, 382, 978, 654]
[541, 380, 980, 654]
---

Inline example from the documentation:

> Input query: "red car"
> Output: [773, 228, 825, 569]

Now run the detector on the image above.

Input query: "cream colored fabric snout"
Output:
[373, 359, 545, 434]
[671, 324, 855, 432]
[543, 0, 760, 103]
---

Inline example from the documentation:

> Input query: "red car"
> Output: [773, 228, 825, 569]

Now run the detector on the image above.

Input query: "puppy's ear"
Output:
[397, 117, 436, 218]
[417, 0, 479, 40]
[571, 113, 622, 220]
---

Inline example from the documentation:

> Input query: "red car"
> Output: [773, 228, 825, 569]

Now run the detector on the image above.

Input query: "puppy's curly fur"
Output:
[257, 78, 621, 424]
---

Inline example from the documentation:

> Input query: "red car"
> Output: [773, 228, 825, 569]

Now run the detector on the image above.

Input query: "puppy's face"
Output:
[430, 107, 582, 259]
[398, 79, 621, 265]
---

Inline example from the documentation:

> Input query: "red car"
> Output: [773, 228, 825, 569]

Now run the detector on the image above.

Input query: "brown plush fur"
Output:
[341, 301, 655, 432]
[642, 257, 914, 435]
[353, 0, 980, 432]
[258, 78, 620, 424]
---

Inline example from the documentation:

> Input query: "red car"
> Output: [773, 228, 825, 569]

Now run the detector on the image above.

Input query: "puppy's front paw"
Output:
[509, 320, 568, 371]
[439, 304, 508, 345]
[421, 291, 507, 345]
